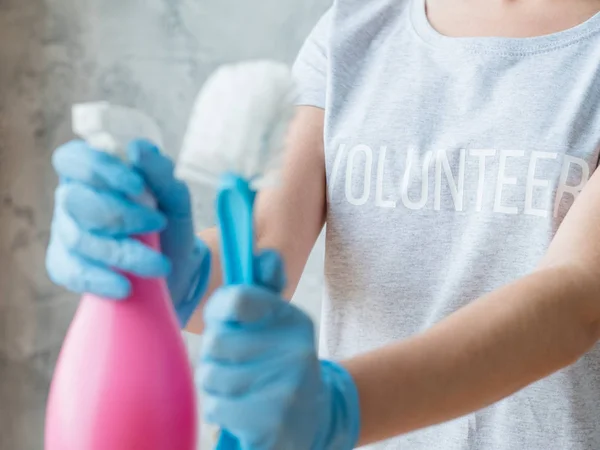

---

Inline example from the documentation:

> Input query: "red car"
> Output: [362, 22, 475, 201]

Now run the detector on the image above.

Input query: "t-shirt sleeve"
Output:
[292, 8, 332, 109]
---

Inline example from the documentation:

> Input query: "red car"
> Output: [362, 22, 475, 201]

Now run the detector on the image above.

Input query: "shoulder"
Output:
[331, 0, 412, 33]
[327, 0, 413, 56]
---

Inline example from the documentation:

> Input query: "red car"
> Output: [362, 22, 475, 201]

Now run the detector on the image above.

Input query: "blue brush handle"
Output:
[215, 431, 239, 450]
[214, 173, 256, 450]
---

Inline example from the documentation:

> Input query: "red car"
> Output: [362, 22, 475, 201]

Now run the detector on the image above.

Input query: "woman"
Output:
[47, 0, 600, 448]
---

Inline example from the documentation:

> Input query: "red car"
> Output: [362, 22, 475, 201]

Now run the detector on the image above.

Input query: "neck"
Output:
[426, 0, 600, 38]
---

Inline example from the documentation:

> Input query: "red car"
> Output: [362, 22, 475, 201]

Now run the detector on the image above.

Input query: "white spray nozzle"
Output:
[72, 102, 164, 159]
[71, 102, 164, 207]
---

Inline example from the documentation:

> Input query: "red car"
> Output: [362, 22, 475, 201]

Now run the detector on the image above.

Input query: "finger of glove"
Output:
[54, 211, 171, 277]
[173, 239, 212, 328]
[53, 140, 144, 197]
[202, 387, 290, 436]
[58, 183, 166, 236]
[46, 241, 131, 298]
[203, 286, 287, 327]
[201, 326, 274, 364]
[200, 319, 313, 364]
[197, 360, 263, 398]
[198, 351, 304, 397]
[254, 249, 286, 294]
[127, 140, 192, 218]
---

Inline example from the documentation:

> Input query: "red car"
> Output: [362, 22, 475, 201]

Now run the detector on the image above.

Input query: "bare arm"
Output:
[346, 169, 600, 446]
[186, 106, 326, 334]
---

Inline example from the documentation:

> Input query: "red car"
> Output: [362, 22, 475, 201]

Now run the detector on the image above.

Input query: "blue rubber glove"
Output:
[199, 252, 361, 450]
[46, 139, 210, 326]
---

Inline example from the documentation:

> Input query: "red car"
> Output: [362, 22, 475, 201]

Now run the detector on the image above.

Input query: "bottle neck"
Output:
[136, 232, 161, 252]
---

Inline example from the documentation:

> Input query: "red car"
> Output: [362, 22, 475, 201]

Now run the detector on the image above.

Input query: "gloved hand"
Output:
[199, 252, 361, 450]
[46, 139, 210, 326]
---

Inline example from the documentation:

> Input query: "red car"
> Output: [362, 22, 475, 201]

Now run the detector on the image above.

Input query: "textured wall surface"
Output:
[0, 0, 329, 448]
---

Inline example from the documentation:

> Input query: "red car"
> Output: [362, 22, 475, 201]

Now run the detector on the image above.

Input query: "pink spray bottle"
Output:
[45, 103, 197, 450]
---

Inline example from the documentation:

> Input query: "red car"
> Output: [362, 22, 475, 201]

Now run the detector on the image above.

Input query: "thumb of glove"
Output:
[254, 249, 286, 295]
[126, 139, 192, 219]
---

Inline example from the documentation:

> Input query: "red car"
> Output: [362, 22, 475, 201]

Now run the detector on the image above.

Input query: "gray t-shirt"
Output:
[293, 1, 600, 449]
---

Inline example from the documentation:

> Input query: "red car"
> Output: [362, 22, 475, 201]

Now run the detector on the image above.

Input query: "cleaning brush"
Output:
[177, 61, 295, 190]
[175, 60, 297, 450]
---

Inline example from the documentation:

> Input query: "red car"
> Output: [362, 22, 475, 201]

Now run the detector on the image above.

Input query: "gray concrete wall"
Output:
[0, 1, 329, 448]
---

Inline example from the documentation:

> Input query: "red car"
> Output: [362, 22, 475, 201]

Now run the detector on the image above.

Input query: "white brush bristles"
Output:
[176, 60, 296, 189]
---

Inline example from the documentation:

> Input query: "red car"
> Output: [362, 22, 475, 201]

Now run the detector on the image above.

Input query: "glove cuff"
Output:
[173, 236, 211, 328]
[315, 360, 361, 450]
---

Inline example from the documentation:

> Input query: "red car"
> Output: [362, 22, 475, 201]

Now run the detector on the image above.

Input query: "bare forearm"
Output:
[345, 265, 600, 446]
[348, 165, 600, 445]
